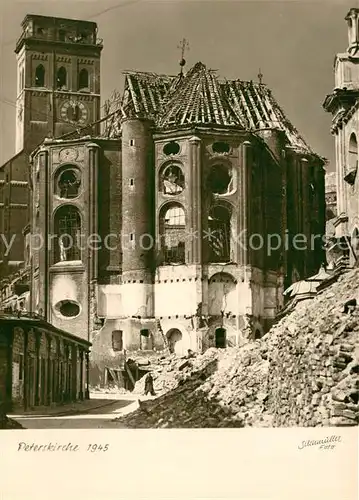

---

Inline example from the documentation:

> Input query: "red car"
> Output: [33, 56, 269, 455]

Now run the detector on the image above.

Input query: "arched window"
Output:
[161, 164, 185, 195]
[349, 133, 358, 171]
[207, 164, 233, 195]
[208, 205, 231, 263]
[56, 66, 67, 90]
[55, 167, 81, 199]
[53, 205, 81, 263]
[160, 204, 186, 264]
[35, 64, 45, 87]
[78, 69, 89, 90]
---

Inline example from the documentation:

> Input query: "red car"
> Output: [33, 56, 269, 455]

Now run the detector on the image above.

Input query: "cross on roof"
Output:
[258, 68, 264, 85]
[178, 38, 189, 74]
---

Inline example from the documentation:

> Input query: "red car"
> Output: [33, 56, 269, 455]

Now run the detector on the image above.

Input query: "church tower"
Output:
[323, 8, 359, 265]
[15, 14, 102, 155]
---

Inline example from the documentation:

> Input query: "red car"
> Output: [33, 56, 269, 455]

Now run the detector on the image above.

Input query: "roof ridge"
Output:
[158, 60, 242, 127]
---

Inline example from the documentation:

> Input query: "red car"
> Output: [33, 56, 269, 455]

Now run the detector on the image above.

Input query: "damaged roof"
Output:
[120, 61, 313, 153]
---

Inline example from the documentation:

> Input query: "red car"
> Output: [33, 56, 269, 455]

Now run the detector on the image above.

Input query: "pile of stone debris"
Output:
[0, 405, 24, 430]
[115, 268, 359, 428]
[132, 348, 219, 396]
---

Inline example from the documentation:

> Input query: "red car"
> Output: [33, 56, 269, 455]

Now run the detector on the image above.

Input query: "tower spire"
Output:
[345, 8, 359, 56]
[177, 38, 189, 75]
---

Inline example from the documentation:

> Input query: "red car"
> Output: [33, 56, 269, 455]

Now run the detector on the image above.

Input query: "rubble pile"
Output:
[0, 409, 24, 430]
[117, 355, 243, 428]
[132, 348, 220, 396]
[116, 268, 359, 428]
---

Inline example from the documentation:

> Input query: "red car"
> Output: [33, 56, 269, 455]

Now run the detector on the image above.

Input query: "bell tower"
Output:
[346, 7, 359, 57]
[14, 14, 103, 155]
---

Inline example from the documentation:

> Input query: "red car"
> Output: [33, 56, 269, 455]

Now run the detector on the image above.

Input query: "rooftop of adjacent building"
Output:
[325, 171, 337, 191]
[0, 312, 91, 347]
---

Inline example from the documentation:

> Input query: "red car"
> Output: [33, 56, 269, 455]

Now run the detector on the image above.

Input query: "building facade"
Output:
[0, 314, 91, 412]
[323, 8, 359, 266]
[0, 14, 102, 276]
[1, 14, 326, 388]
[325, 171, 337, 221]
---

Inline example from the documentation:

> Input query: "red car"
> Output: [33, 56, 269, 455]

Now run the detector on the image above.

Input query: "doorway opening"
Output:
[215, 327, 226, 348]
[166, 328, 183, 355]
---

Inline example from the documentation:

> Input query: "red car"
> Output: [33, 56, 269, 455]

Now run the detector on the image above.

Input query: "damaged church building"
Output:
[0, 15, 326, 390]
[323, 7, 359, 269]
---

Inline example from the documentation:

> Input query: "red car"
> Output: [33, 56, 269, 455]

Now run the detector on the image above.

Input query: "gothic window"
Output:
[161, 165, 185, 195]
[349, 133, 358, 171]
[208, 205, 231, 263]
[56, 66, 67, 90]
[53, 205, 81, 263]
[160, 204, 186, 264]
[56, 168, 81, 199]
[35, 64, 45, 87]
[207, 164, 233, 195]
[78, 69, 89, 90]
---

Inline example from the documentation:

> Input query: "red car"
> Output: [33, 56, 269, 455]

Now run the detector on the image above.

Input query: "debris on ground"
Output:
[115, 268, 359, 428]
[0, 406, 24, 429]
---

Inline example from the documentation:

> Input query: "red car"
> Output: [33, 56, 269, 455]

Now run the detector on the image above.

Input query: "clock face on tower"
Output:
[60, 100, 89, 125]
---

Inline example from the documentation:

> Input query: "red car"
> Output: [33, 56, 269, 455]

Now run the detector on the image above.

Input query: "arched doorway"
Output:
[166, 328, 183, 355]
[215, 327, 226, 348]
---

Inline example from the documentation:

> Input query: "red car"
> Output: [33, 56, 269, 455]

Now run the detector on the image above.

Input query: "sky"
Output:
[0, 0, 358, 168]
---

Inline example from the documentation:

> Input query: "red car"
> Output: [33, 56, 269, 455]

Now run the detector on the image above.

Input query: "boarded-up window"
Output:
[112, 330, 123, 352]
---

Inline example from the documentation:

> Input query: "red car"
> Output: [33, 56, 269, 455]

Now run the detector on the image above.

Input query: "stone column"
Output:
[85, 351, 90, 400]
[188, 136, 202, 264]
[79, 350, 84, 400]
[36, 148, 50, 320]
[46, 334, 52, 405]
[34, 331, 40, 406]
[239, 141, 252, 268]
[87, 143, 100, 342]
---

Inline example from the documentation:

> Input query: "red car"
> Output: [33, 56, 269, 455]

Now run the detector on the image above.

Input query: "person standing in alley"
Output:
[144, 372, 156, 396]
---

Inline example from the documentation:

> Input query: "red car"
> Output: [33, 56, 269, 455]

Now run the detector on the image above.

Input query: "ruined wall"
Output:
[343, 109, 359, 236]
